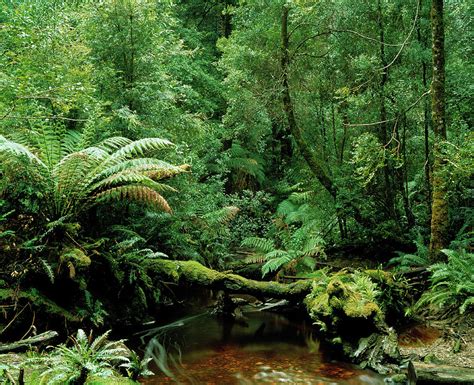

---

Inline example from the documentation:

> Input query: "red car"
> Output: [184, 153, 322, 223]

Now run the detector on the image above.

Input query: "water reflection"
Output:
[138, 308, 384, 384]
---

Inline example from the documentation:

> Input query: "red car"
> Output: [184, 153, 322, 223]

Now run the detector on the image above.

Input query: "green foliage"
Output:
[389, 233, 430, 271]
[304, 269, 384, 332]
[0, 200, 15, 241]
[416, 248, 474, 315]
[0, 131, 182, 220]
[351, 133, 388, 188]
[241, 188, 328, 276]
[119, 351, 154, 381]
[34, 329, 130, 384]
[0, 362, 16, 384]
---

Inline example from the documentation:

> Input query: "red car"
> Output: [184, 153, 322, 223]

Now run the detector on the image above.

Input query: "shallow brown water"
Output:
[139, 309, 384, 385]
[398, 324, 441, 347]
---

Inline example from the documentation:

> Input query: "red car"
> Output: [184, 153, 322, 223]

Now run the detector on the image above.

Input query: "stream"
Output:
[136, 306, 385, 385]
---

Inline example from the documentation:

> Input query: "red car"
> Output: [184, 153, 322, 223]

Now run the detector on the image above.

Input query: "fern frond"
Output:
[90, 330, 112, 351]
[92, 158, 182, 183]
[95, 185, 172, 212]
[62, 130, 82, 154]
[241, 237, 274, 253]
[96, 136, 133, 153]
[0, 135, 47, 168]
[39, 258, 55, 283]
[202, 206, 240, 225]
[105, 138, 174, 165]
[276, 199, 297, 217]
[262, 251, 292, 276]
[289, 190, 315, 204]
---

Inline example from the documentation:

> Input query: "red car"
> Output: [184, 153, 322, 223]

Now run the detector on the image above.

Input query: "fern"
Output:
[39, 258, 55, 284]
[95, 185, 172, 212]
[262, 250, 292, 276]
[241, 237, 274, 253]
[389, 233, 429, 271]
[34, 329, 130, 384]
[416, 249, 474, 314]
[202, 206, 240, 225]
[0, 132, 181, 220]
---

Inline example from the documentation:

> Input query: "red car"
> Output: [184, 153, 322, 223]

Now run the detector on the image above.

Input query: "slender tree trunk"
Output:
[417, 0, 432, 214]
[280, 5, 371, 229]
[429, 0, 449, 259]
[377, 0, 397, 220]
[280, 5, 336, 198]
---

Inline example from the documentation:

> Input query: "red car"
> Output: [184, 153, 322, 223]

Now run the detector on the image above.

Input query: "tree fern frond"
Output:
[289, 190, 315, 204]
[95, 186, 172, 212]
[92, 158, 182, 183]
[202, 206, 240, 225]
[104, 138, 174, 165]
[35, 125, 65, 168]
[0, 135, 47, 168]
[97, 136, 133, 152]
[277, 199, 297, 217]
[262, 252, 292, 276]
[90, 171, 177, 194]
[62, 129, 82, 154]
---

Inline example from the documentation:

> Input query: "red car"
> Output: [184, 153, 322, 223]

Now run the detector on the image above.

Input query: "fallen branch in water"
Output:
[413, 362, 474, 384]
[0, 331, 58, 353]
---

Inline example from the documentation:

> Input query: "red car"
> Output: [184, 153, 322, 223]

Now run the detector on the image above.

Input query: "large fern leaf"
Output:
[241, 237, 274, 253]
[95, 185, 172, 213]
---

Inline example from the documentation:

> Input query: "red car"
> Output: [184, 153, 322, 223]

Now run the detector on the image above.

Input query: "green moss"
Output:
[304, 270, 386, 331]
[61, 247, 91, 267]
[364, 269, 394, 285]
[0, 288, 80, 322]
[87, 376, 139, 384]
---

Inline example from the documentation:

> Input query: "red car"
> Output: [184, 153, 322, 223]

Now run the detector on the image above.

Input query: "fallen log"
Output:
[0, 331, 58, 353]
[145, 259, 313, 300]
[145, 259, 404, 374]
[414, 362, 474, 384]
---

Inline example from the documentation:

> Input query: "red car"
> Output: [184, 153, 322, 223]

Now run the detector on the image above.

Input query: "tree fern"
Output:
[202, 206, 240, 226]
[95, 186, 172, 212]
[0, 131, 183, 219]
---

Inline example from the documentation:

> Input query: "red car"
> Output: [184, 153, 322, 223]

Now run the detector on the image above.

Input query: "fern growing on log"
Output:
[241, 189, 327, 276]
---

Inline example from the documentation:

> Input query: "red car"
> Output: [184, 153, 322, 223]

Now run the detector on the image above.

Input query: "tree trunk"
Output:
[0, 331, 58, 353]
[417, 0, 432, 211]
[279, 6, 372, 229]
[280, 5, 337, 199]
[377, 0, 397, 221]
[429, 0, 449, 260]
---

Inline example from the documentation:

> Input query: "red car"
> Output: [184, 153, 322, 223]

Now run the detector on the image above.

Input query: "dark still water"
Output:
[137, 308, 384, 385]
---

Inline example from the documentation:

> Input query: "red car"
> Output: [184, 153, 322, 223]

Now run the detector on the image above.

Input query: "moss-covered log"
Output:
[145, 260, 405, 374]
[145, 259, 312, 300]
